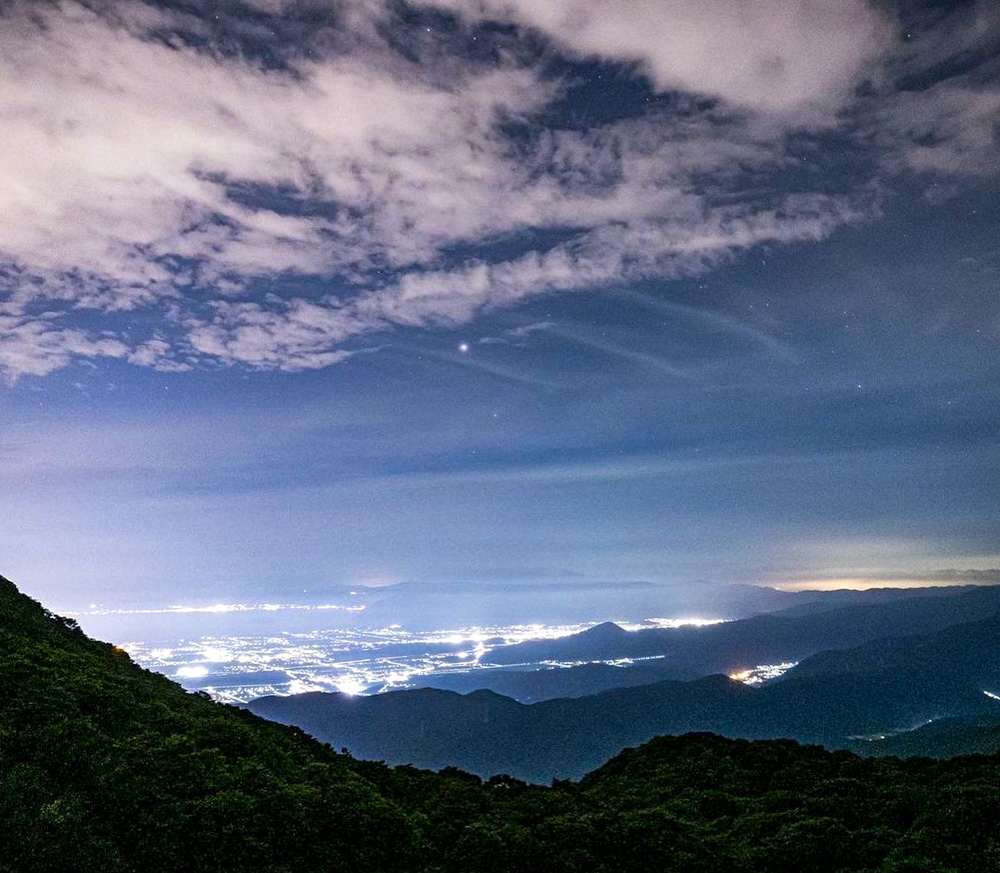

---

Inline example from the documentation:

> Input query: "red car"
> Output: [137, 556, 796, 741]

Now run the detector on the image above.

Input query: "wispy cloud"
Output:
[478, 321, 557, 346]
[539, 323, 693, 379]
[612, 289, 798, 361]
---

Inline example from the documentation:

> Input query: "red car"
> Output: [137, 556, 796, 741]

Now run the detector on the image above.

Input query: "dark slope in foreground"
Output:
[4, 573, 1000, 873]
[0, 575, 424, 872]
[252, 614, 1000, 782]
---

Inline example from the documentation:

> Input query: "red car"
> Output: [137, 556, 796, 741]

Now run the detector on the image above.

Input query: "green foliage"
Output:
[2, 575, 999, 871]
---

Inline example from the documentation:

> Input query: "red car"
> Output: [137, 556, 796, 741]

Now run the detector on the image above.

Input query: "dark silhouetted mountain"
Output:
[789, 609, 1000, 682]
[391, 587, 1000, 703]
[3, 572, 1000, 872]
[480, 586, 1000, 677]
[580, 619, 630, 639]
[393, 660, 677, 702]
[251, 676, 756, 781]
[753, 583, 981, 616]
[251, 613, 1000, 782]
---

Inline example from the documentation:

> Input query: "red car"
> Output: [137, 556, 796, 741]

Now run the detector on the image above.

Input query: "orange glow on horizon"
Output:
[773, 578, 999, 592]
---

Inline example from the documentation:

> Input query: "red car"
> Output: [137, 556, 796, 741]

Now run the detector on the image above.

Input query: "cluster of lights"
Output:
[727, 662, 798, 685]
[119, 617, 731, 703]
[629, 617, 727, 630]
[123, 621, 602, 703]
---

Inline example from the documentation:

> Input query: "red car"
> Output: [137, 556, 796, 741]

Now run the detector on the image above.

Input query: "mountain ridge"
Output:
[3, 572, 1000, 871]
[251, 610, 1000, 781]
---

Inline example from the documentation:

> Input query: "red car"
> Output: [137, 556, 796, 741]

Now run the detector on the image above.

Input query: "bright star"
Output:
[458, 342, 470, 353]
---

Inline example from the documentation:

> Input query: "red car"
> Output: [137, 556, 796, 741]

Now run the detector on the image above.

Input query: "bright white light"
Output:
[621, 617, 728, 630]
[336, 677, 367, 696]
[176, 665, 209, 679]
[200, 647, 232, 662]
[984, 690, 1000, 701]
[458, 342, 470, 353]
[728, 662, 798, 685]
[646, 617, 727, 629]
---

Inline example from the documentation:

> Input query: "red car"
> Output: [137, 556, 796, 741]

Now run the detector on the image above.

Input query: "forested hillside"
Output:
[2, 574, 999, 872]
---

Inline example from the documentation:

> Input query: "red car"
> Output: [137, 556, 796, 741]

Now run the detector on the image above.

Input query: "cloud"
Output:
[0, 1, 552, 284]
[867, 1, 1000, 177]
[613, 289, 797, 360]
[417, 0, 893, 112]
[126, 339, 192, 372]
[0, 315, 129, 381]
[478, 321, 557, 345]
[359, 190, 872, 329]
[187, 300, 357, 371]
[0, 0, 993, 380]
[878, 82, 1000, 176]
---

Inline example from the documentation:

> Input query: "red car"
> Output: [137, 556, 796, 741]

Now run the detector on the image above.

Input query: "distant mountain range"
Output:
[481, 586, 1000, 669]
[390, 585, 1000, 702]
[4, 571, 1000, 871]
[251, 593, 1000, 781]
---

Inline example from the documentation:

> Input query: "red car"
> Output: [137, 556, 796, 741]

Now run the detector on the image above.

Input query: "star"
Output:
[458, 342, 470, 354]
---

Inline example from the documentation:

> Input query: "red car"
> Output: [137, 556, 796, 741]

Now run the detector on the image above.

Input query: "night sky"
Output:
[0, 0, 997, 610]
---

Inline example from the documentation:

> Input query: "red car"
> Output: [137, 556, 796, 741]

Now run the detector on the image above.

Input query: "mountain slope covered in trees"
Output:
[3, 573, 1000, 872]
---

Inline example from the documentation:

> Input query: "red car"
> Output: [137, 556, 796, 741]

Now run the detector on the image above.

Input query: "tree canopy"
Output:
[1, 575, 998, 872]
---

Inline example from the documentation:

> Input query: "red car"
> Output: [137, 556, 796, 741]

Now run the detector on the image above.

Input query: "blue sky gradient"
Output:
[0, 0, 997, 610]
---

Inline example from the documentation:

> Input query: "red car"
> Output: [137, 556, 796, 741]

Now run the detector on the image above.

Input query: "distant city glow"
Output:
[67, 601, 366, 617]
[621, 617, 727, 630]
[120, 617, 731, 704]
[335, 678, 367, 696]
[728, 662, 798, 685]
